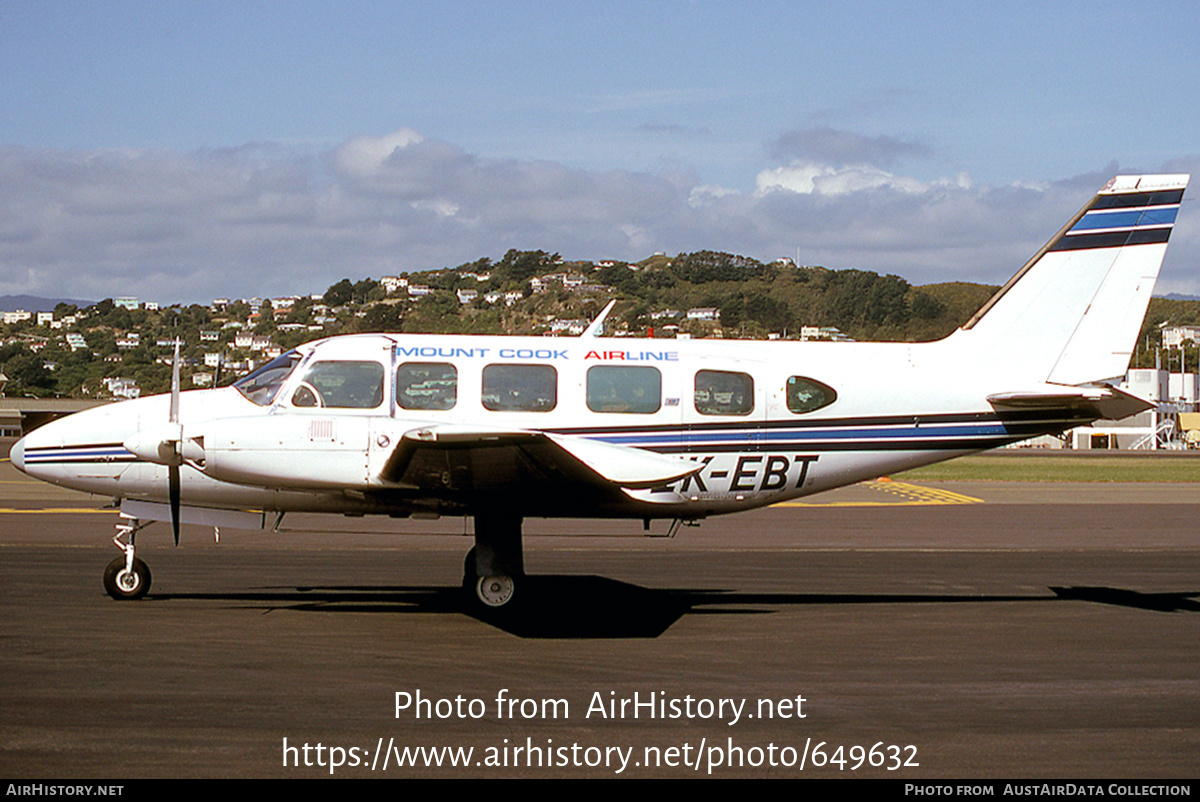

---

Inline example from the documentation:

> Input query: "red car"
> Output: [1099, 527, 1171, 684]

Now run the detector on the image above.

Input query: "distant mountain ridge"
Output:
[1158, 293, 1200, 302]
[0, 295, 93, 313]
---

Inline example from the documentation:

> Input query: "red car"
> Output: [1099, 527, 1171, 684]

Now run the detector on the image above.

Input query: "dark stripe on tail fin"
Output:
[1091, 189, 1184, 209]
[1049, 227, 1172, 252]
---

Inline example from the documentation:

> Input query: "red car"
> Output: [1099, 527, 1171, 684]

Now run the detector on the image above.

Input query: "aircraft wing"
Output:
[987, 385, 1151, 421]
[379, 425, 701, 493]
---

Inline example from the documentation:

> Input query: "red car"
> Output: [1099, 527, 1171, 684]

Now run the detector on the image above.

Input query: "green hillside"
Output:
[3, 248, 1196, 398]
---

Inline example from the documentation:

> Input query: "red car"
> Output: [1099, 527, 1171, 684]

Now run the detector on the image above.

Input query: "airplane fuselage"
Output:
[12, 330, 1097, 523]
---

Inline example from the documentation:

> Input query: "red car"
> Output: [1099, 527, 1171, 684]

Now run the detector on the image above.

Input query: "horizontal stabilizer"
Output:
[987, 386, 1151, 421]
[382, 425, 700, 490]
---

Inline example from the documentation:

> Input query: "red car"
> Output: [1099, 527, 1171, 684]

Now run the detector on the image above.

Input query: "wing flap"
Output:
[542, 432, 700, 488]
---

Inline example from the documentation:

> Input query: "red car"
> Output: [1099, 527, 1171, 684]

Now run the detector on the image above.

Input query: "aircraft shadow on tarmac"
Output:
[145, 576, 1200, 638]
[1049, 586, 1200, 613]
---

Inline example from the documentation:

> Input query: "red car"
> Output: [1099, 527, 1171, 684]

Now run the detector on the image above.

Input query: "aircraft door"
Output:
[280, 356, 389, 485]
[679, 356, 769, 502]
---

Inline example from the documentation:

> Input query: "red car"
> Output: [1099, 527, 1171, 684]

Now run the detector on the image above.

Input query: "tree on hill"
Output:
[353, 279, 381, 304]
[670, 251, 765, 283]
[359, 303, 404, 333]
[323, 279, 355, 307]
[494, 250, 560, 284]
[4, 352, 57, 396]
[821, 270, 912, 330]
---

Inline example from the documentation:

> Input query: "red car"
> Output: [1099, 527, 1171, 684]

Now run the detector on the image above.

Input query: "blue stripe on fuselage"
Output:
[589, 421, 1012, 447]
[22, 445, 136, 464]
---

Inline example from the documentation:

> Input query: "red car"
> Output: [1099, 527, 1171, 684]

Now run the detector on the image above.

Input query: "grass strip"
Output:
[898, 455, 1200, 483]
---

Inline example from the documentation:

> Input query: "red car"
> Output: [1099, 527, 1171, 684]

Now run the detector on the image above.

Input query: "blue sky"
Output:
[2, 1, 1198, 303]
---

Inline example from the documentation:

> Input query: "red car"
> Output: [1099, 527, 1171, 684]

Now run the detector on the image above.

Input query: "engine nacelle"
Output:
[198, 415, 378, 490]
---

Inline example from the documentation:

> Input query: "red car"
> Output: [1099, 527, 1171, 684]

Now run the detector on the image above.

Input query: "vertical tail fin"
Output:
[961, 174, 1189, 386]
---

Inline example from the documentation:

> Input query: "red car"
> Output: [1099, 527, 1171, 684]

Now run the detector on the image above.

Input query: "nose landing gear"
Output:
[104, 516, 152, 600]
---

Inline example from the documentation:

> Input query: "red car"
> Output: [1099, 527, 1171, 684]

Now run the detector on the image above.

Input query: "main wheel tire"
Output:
[103, 556, 151, 600]
[475, 575, 515, 608]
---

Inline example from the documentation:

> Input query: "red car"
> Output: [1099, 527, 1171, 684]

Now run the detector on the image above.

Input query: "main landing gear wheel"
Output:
[463, 515, 524, 611]
[475, 575, 516, 608]
[103, 556, 151, 600]
[462, 546, 519, 609]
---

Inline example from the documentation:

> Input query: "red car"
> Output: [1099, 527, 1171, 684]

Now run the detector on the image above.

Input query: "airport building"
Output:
[1065, 367, 1200, 450]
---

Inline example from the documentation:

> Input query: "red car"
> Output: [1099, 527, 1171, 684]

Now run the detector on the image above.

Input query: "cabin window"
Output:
[291, 360, 385, 409]
[786, 376, 837, 414]
[233, 349, 301, 405]
[396, 362, 457, 410]
[481, 364, 557, 412]
[694, 370, 754, 416]
[586, 366, 661, 414]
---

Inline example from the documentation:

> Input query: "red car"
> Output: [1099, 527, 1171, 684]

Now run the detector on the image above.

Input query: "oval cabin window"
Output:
[786, 376, 837, 414]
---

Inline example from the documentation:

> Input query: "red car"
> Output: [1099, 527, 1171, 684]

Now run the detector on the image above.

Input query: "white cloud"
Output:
[1, 133, 1196, 303]
[687, 184, 740, 207]
[755, 162, 930, 196]
[333, 129, 424, 177]
[411, 198, 461, 218]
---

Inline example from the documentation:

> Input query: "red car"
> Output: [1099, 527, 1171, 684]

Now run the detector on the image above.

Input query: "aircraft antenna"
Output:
[582, 299, 617, 338]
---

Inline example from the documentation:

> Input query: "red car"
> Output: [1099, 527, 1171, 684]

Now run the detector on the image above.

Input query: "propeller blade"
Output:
[169, 338, 181, 424]
[169, 338, 182, 545]
[169, 463, 181, 546]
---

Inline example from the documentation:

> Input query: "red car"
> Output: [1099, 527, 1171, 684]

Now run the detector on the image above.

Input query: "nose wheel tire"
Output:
[103, 556, 151, 600]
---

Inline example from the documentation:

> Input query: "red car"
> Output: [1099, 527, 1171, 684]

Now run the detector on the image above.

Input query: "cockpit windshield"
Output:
[232, 350, 302, 406]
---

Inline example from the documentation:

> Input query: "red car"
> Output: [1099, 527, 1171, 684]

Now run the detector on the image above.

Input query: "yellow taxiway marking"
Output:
[775, 480, 983, 507]
[2, 481, 981, 514]
[0, 507, 116, 514]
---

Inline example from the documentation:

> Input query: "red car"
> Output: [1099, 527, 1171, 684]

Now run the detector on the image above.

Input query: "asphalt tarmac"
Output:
[1, 446, 1197, 778]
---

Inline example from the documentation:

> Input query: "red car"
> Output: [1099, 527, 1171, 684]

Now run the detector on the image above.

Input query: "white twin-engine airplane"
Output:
[10, 174, 1190, 609]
